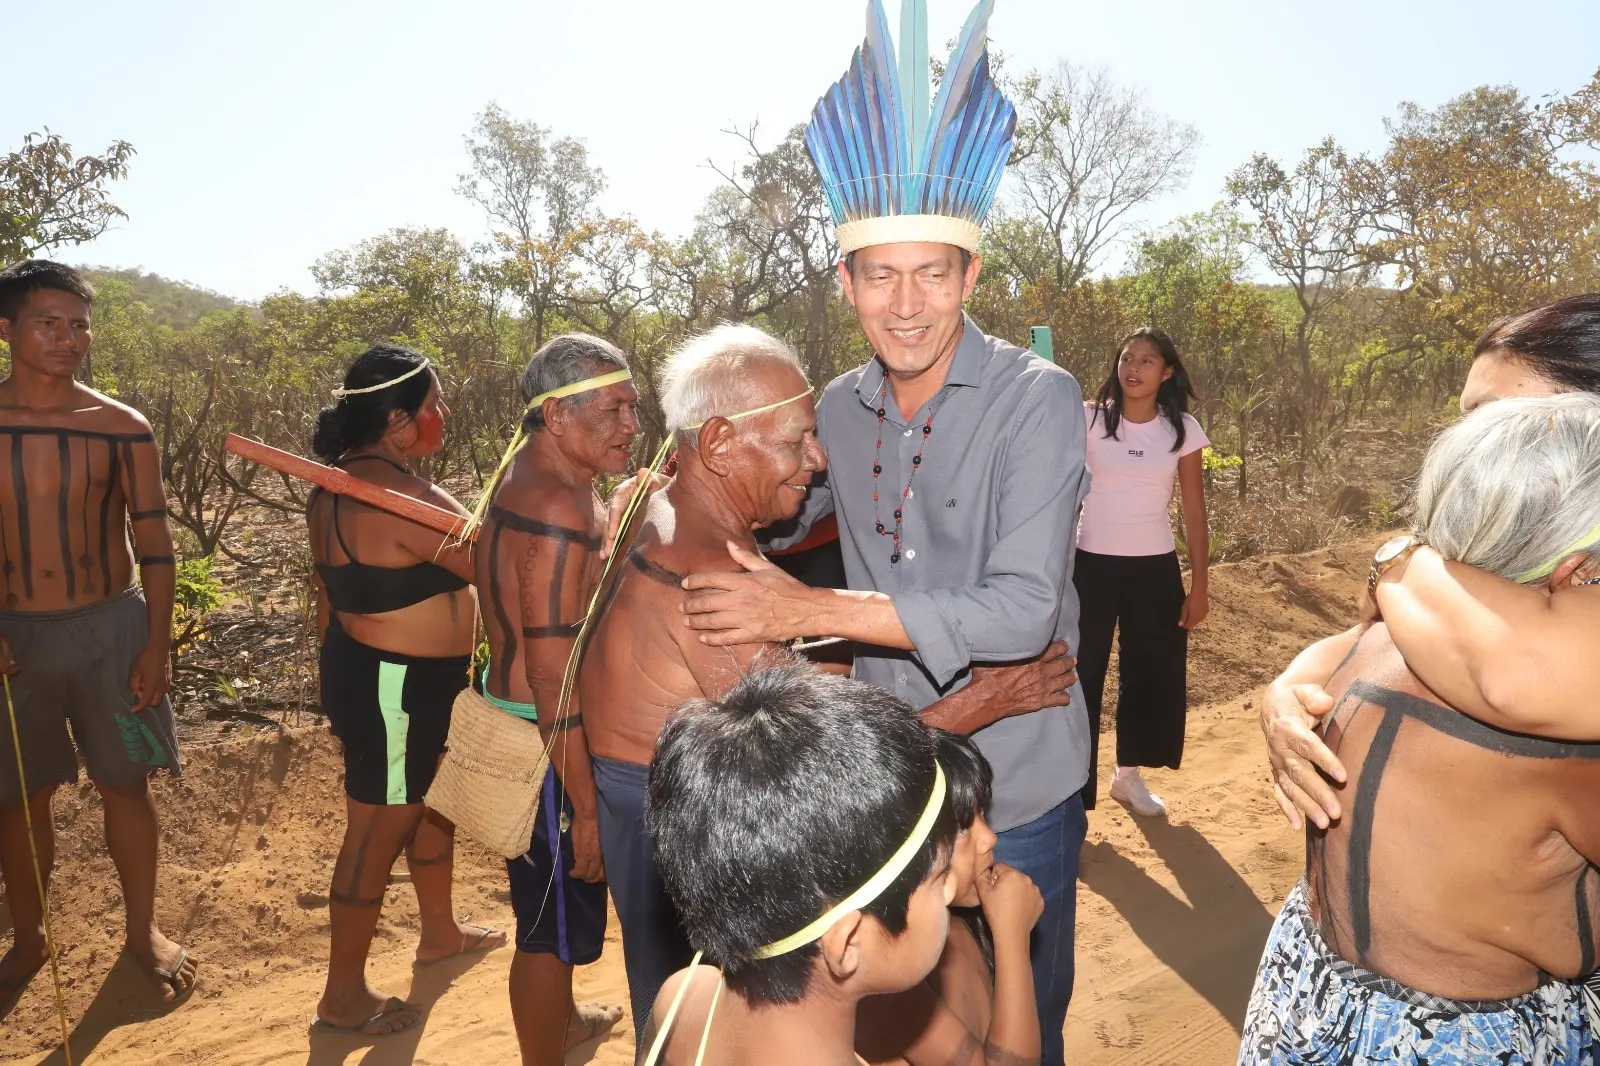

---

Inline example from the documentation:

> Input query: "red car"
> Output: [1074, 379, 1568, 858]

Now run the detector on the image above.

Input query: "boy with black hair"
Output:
[0, 260, 194, 1003]
[642, 660, 959, 1066]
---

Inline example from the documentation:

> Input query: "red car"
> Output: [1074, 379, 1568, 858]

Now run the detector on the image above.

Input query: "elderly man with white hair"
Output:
[582, 323, 1078, 1050]
[1239, 392, 1600, 1065]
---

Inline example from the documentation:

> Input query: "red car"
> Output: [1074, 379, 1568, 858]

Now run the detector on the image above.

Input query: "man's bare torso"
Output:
[582, 488, 776, 765]
[0, 387, 155, 611]
[476, 461, 605, 707]
[1313, 624, 1600, 999]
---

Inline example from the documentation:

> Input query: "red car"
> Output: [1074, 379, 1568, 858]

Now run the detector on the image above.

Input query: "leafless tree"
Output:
[991, 62, 1200, 289]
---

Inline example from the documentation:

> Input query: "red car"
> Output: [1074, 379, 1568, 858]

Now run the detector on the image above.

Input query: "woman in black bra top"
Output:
[305, 343, 505, 1038]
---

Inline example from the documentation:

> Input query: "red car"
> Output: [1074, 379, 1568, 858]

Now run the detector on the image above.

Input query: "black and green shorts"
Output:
[319, 618, 469, 806]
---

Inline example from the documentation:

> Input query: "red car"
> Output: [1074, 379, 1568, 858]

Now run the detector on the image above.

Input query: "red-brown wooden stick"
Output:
[225, 434, 473, 541]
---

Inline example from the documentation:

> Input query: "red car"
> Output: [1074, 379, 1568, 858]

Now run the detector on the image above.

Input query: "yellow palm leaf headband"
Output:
[1513, 519, 1600, 584]
[461, 369, 636, 541]
[756, 760, 947, 958]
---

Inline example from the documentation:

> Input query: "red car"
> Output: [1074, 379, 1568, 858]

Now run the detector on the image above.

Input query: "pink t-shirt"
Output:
[1077, 403, 1209, 556]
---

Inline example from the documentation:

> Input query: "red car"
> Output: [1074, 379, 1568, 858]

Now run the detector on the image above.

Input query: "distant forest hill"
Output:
[79, 267, 244, 331]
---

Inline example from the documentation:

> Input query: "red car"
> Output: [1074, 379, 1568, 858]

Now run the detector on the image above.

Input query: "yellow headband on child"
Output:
[679, 389, 814, 433]
[1513, 519, 1600, 584]
[754, 762, 947, 960]
[524, 368, 634, 411]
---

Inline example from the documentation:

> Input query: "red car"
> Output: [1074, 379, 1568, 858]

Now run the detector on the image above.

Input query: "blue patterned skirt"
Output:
[1239, 879, 1596, 1065]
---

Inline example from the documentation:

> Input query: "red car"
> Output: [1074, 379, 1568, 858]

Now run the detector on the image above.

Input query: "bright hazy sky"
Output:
[11, 0, 1598, 301]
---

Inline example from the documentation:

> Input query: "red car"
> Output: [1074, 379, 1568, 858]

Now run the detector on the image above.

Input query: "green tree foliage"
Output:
[0, 130, 135, 261]
[45, 66, 1600, 564]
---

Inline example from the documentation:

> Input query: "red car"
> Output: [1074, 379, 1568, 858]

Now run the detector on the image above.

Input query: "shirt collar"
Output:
[855, 313, 986, 411]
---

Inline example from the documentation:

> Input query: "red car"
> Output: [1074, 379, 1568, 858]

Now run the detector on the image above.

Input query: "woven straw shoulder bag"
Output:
[425, 687, 547, 860]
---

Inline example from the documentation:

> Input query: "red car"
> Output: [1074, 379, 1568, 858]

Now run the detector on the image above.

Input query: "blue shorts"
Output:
[507, 765, 608, 965]
[1241, 879, 1597, 1065]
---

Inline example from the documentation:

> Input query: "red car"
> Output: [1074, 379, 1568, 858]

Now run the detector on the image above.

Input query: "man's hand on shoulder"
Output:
[679, 542, 816, 646]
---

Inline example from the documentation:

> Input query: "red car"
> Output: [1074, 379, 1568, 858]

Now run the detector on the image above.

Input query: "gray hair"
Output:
[519, 334, 630, 430]
[1412, 393, 1600, 584]
[660, 325, 804, 444]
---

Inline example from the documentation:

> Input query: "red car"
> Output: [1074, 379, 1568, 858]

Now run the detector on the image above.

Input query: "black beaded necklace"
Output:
[871, 380, 938, 565]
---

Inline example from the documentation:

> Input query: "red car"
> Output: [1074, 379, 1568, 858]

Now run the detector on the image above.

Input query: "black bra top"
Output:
[314, 456, 468, 615]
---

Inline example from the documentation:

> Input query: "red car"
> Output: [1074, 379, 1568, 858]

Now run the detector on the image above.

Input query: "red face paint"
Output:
[413, 403, 446, 453]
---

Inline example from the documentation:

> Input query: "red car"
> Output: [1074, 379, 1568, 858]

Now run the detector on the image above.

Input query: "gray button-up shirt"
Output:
[766, 315, 1092, 832]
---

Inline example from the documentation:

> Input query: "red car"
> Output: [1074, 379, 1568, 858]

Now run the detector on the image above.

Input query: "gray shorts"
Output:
[0, 588, 181, 804]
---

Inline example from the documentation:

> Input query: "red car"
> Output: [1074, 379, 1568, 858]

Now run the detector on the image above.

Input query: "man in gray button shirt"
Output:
[681, 245, 1091, 1058]
[674, 5, 1092, 1059]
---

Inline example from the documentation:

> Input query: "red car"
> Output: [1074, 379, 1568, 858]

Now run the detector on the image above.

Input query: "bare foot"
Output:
[414, 921, 507, 965]
[566, 1002, 623, 1051]
[126, 928, 198, 1003]
[316, 985, 422, 1037]
[0, 936, 48, 1003]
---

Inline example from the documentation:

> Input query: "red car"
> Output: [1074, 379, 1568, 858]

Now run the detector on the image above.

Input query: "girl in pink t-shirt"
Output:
[1073, 328, 1211, 819]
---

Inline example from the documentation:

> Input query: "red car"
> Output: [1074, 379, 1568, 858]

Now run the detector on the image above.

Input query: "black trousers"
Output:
[1072, 549, 1189, 810]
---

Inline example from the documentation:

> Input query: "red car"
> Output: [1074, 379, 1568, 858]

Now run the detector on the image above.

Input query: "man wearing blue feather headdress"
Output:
[675, 2, 1093, 1060]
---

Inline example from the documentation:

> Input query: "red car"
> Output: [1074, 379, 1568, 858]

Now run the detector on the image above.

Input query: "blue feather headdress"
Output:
[805, 0, 1015, 255]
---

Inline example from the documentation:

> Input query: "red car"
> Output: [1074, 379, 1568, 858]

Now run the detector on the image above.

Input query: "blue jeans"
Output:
[994, 795, 1087, 1066]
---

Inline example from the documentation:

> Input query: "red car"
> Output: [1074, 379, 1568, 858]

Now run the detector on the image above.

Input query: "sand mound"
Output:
[0, 533, 1386, 1065]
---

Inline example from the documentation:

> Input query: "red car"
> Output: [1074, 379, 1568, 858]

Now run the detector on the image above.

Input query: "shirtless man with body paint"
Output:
[0, 260, 196, 1005]
[474, 334, 631, 1065]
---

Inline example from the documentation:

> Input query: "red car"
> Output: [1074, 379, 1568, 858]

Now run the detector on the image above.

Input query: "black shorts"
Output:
[319, 619, 469, 806]
[507, 765, 609, 965]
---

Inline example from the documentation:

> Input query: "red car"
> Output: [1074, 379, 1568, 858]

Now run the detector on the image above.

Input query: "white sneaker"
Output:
[1109, 767, 1166, 818]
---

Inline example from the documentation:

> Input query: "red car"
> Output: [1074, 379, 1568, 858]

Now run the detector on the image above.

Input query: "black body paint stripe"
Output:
[1344, 680, 1600, 759]
[548, 539, 568, 629]
[55, 433, 74, 599]
[1347, 704, 1403, 959]
[121, 441, 140, 523]
[550, 713, 583, 733]
[1579, 866, 1596, 978]
[79, 436, 91, 578]
[628, 548, 687, 587]
[0, 427, 153, 442]
[488, 505, 600, 549]
[523, 623, 582, 638]
[139, 556, 176, 566]
[99, 439, 119, 588]
[13, 436, 32, 600]
[1314, 689, 1360, 957]
[130, 508, 168, 520]
[487, 522, 515, 694]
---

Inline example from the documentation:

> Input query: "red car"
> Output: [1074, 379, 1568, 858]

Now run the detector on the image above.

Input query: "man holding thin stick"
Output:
[0, 260, 194, 1004]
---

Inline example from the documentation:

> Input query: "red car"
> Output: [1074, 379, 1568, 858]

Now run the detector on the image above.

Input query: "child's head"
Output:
[934, 730, 998, 909]
[647, 660, 958, 1006]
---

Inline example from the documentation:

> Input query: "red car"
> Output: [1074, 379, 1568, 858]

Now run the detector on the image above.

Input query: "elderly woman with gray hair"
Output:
[1240, 393, 1600, 1066]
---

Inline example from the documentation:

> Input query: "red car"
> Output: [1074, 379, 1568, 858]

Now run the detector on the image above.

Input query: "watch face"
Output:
[1375, 535, 1414, 565]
